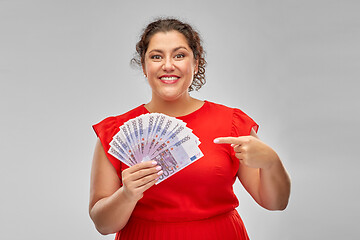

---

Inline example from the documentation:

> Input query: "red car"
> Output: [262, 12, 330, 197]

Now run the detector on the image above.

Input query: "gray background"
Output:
[1, 0, 359, 239]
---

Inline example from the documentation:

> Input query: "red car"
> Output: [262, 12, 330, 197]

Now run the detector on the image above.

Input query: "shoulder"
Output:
[205, 101, 232, 110]
[203, 101, 236, 116]
[205, 101, 246, 116]
[94, 105, 145, 128]
[205, 101, 258, 135]
[93, 104, 147, 138]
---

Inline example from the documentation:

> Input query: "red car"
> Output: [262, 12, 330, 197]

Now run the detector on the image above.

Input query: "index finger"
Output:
[213, 137, 244, 145]
[128, 160, 158, 173]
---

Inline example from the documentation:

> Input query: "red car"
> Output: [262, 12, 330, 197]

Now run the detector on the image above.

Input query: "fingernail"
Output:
[156, 166, 162, 171]
[158, 170, 164, 175]
[152, 161, 157, 165]
[213, 139, 219, 143]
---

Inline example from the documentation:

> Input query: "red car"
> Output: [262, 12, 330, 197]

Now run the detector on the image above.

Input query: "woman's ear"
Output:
[142, 65, 147, 78]
[194, 59, 199, 74]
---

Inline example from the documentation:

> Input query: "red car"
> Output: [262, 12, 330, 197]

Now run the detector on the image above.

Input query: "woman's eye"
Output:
[150, 55, 162, 60]
[175, 53, 185, 59]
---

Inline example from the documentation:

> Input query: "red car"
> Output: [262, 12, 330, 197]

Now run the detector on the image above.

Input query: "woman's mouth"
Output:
[159, 75, 180, 84]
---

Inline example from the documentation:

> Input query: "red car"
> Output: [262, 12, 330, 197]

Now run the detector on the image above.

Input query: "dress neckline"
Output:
[141, 100, 208, 120]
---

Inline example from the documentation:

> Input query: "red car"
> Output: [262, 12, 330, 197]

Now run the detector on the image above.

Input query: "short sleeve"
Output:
[231, 108, 259, 137]
[93, 117, 123, 181]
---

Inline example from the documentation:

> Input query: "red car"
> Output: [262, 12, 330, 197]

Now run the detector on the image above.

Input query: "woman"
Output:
[89, 18, 291, 240]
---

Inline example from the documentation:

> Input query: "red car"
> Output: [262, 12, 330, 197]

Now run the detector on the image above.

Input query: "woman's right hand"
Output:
[121, 161, 163, 201]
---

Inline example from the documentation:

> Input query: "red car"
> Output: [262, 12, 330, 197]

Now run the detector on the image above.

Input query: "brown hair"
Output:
[131, 18, 206, 91]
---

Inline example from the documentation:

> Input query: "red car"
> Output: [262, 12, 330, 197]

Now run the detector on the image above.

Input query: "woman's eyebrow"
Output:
[148, 46, 189, 54]
[173, 46, 189, 52]
[148, 49, 163, 54]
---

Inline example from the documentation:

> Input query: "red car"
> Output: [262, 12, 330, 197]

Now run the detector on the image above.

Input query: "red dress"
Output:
[93, 101, 258, 240]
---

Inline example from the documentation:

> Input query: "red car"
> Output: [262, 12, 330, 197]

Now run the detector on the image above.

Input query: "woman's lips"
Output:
[159, 75, 180, 84]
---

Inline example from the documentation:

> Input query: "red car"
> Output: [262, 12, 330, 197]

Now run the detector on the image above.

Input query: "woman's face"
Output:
[142, 30, 198, 102]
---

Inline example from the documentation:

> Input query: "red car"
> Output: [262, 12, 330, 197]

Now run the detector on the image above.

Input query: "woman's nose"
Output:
[162, 58, 175, 71]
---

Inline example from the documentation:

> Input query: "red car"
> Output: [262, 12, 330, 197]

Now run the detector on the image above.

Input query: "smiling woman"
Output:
[89, 17, 291, 240]
[132, 18, 206, 92]
[143, 30, 199, 108]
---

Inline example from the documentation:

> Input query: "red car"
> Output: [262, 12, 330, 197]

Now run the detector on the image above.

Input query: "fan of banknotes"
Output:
[108, 113, 203, 184]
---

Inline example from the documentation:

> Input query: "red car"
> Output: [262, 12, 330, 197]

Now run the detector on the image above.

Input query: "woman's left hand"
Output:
[214, 136, 279, 169]
[214, 132, 291, 210]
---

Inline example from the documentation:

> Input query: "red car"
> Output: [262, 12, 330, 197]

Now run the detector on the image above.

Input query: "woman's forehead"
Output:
[147, 31, 190, 52]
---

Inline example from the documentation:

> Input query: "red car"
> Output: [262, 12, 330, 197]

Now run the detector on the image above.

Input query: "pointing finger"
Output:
[213, 137, 245, 145]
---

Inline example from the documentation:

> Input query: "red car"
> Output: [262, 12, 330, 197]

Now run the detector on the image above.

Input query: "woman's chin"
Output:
[155, 91, 188, 102]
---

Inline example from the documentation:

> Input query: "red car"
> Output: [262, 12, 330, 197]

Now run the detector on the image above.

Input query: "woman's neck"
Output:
[145, 95, 203, 117]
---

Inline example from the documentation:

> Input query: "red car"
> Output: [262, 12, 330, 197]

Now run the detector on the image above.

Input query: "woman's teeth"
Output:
[161, 77, 178, 80]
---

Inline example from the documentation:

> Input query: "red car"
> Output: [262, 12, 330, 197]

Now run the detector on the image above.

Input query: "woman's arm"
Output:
[214, 129, 291, 210]
[89, 139, 162, 235]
